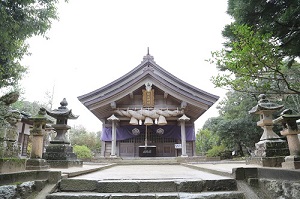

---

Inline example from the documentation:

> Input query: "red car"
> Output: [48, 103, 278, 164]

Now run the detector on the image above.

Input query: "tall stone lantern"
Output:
[26, 108, 52, 170]
[249, 94, 289, 167]
[273, 109, 300, 169]
[43, 98, 83, 168]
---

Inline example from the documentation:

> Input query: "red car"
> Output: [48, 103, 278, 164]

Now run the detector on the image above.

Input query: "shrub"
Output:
[73, 145, 92, 159]
[206, 145, 226, 157]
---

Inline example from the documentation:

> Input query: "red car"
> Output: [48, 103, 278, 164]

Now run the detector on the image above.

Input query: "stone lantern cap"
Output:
[273, 109, 300, 131]
[46, 98, 79, 120]
[29, 107, 53, 124]
[249, 94, 284, 114]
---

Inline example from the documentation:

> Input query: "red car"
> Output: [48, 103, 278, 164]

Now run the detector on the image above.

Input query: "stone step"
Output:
[58, 178, 237, 193]
[46, 191, 245, 199]
[119, 159, 180, 165]
[92, 157, 180, 165]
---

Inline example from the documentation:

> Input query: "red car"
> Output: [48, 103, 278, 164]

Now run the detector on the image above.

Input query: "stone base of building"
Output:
[248, 156, 285, 167]
[46, 160, 83, 168]
[26, 158, 50, 170]
[282, 155, 300, 169]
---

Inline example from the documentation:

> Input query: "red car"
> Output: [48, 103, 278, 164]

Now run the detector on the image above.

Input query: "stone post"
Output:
[273, 109, 300, 169]
[108, 114, 119, 158]
[0, 92, 20, 159]
[178, 114, 190, 157]
[26, 108, 52, 170]
[249, 94, 289, 167]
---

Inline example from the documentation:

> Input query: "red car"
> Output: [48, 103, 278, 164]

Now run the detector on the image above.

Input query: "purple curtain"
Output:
[101, 125, 195, 141]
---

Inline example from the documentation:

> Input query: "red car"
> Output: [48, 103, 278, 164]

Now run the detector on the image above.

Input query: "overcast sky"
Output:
[20, 0, 232, 132]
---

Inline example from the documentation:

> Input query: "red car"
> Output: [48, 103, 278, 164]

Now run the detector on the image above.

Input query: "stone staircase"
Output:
[46, 178, 245, 199]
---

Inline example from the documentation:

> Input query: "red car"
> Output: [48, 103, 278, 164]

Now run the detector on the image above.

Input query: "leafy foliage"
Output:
[73, 145, 92, 159]
[225, 0, 300, 59]
[0, 0, 64, 89]
[10, 92, 55, 116]
[206, 145, 226, 157]
[11, 100, 41, 116]
[203, 91, 262, 156]
[209, 24, 300, 95]
[284, 94, 300, 114]
[208, 0, 300, 96]
[69, 125, 101, 153]
[195, 128, 220, 155]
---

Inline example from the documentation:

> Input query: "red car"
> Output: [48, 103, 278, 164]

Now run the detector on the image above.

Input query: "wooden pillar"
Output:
[178, 114, 190, 157]
[108, 114, 119, 158]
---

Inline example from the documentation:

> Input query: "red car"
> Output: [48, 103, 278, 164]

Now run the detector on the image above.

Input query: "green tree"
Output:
[225, 0, 300, 60]
[0, 0, 65, 89]
[284, 95, 300, 114]
[208, 0, 300, 97]
[69, 125, 101, 153]
[195, 128, 220, 155]
[11, 92, 55, 116]
[11, 100, 41, 116]
[209, 24, 300, 95]
[203, 91, 262, 156]
[206, 145, 226, 157]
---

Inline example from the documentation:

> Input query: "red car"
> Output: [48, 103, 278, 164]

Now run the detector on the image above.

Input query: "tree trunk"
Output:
[238, 142, 244, 156]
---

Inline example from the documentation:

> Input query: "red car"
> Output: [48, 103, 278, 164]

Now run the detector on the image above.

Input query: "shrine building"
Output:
[78, 52, 219, 158]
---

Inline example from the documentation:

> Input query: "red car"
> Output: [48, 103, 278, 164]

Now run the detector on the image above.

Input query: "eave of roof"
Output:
[78, 53, 219, 120]
[79, 55, 218, 101]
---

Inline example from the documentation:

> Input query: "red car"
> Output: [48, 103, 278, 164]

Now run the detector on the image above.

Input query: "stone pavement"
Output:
[48, 161, 262, 179]
[72, 164, 230, 180]
[49, 163, 116, 178]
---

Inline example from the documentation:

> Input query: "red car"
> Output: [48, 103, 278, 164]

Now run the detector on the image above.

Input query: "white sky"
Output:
[20, 0, 232, 132]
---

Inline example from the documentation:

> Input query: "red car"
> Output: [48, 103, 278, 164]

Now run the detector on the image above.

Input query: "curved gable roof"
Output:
[78, 53, 219, 122]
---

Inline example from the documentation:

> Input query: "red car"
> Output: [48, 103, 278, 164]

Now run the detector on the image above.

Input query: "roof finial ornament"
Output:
[142, 47, 155, 62]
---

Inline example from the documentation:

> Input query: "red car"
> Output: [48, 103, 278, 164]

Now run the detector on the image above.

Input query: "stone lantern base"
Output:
[43, 144, 83, 168]
[282, 155, 300, 169]
[248, 139, 289, 167]
[26, 159, 50, 170]
[45, 160, 83, 168]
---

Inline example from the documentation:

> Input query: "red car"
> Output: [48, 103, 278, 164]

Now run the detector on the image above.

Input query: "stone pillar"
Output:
[31, 130, 44, 159]
[26, 108, 51, 170]
[0, 92, 20, 159]
[108, 114, 119, 158]
[178, 114, 190, 157]
[273, 109, 300, 169]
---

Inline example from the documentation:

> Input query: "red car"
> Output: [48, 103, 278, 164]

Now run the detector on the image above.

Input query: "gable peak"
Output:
[142, 47, 155, 62]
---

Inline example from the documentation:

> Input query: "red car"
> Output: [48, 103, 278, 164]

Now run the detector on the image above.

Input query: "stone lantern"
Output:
[273, 109, 300, 169]
[43, 98, 82, 168]
[26, 107, 52, 170]
[249, 94, 289, 167]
